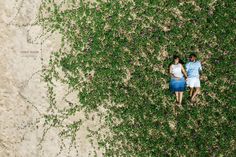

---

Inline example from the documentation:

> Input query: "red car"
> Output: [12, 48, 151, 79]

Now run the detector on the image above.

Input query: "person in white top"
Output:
[169, 55, 188, 105]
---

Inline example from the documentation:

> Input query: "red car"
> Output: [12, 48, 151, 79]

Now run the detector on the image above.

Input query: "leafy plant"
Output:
[38, 0, 236, 156]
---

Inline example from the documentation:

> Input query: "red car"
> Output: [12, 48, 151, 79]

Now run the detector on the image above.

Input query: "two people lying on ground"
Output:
[169, 53, 202, 105]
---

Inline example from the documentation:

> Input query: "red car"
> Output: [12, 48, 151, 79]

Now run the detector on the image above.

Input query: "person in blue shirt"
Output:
[185, 53, 202, 103]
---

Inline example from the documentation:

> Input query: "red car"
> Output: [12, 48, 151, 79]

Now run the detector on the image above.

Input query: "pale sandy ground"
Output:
[0, 0, 102, 156]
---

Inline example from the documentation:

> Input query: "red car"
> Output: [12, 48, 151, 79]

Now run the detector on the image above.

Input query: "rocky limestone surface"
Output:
[0, 0, 102, 156]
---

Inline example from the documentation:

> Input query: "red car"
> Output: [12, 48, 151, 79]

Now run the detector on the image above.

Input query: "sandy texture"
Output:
[0, 0, 101, 156]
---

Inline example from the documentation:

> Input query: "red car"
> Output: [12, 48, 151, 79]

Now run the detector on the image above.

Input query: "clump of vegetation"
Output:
[38, 0, 236, 156]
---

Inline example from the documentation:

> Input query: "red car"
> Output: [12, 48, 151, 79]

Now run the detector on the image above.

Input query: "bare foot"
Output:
[177, 102, 183, 108]
[191, 98, 196, 103]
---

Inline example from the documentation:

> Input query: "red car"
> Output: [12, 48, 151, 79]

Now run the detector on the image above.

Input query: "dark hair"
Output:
[173, 55, 179, 60]
[168, 55, 184, 72]
[189, 53, 197, 58]
[172, 55, 184, 64]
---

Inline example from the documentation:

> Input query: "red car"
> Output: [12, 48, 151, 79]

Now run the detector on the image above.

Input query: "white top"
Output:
[171, 63, 183, 78]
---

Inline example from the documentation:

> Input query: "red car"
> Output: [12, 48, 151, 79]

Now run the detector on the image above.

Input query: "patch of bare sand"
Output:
[0, 0, 103, 156]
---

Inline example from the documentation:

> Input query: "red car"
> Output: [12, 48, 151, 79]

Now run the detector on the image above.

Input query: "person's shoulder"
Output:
[185, 62, 190, 66]
[196, 60, 201, 65]
[178, 63, 183, 67]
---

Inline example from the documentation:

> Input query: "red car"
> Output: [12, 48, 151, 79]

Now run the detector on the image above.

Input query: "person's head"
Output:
[189, 53, 197, 62]
[173, 55, 180, 64]
[168, 55, 184, 71]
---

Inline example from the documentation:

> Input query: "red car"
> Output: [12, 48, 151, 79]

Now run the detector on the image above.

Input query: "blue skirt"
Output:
[169, 77, 186, 93]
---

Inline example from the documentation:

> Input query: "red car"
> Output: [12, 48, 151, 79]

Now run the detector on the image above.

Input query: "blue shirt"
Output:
[185, 61, 202, 78]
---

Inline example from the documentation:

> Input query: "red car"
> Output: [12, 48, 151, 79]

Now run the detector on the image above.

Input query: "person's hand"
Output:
[175, 77, 181, 80]
[199, 76, 204, 81]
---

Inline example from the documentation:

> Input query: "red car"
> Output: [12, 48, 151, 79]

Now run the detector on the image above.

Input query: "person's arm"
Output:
[181, 64, 188, 79]
[199, 61, 202, 79]
[199, 62, 202, 73]
[169, 65, 173, 77]
[185, 63, 189, 73]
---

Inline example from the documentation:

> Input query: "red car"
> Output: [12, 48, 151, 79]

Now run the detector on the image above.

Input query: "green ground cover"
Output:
[38, 0, 236, 156]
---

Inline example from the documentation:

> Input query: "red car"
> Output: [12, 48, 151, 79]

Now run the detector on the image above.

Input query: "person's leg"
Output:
[191, 87, 200, 102]
[179, 92, 183, 104]
[175, 92, 179, 103]
[191, 78, 201, 102]
[188, 78, 194, 99]
[190, 88, 194, 98]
